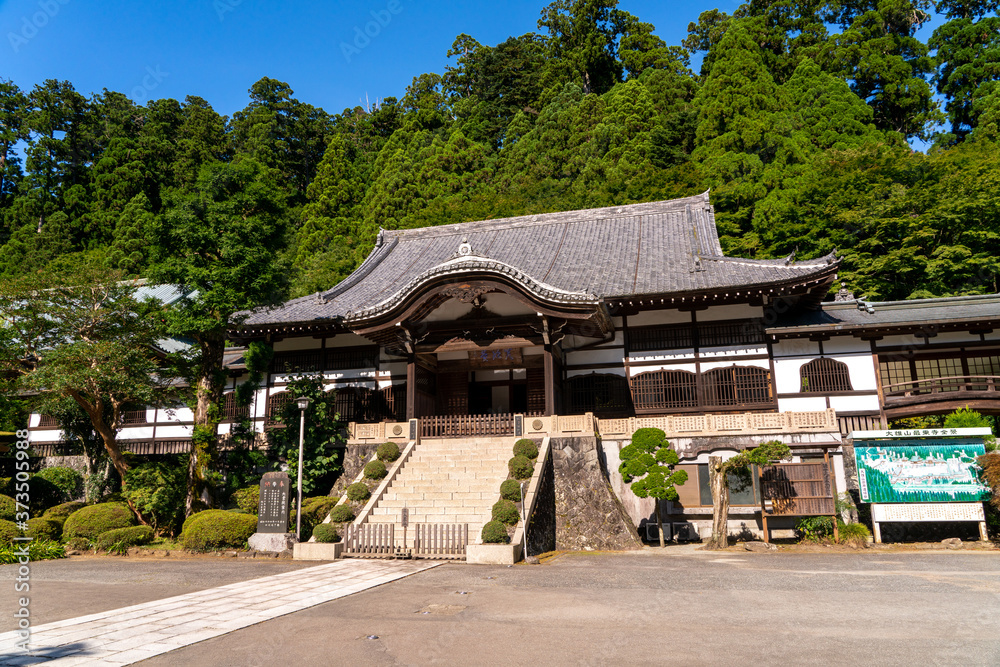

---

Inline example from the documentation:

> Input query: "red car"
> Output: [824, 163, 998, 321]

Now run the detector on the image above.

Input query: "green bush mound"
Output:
[364, 460, 387, 480]
[291, 496, 339, 541]
[492, 498, 520, 525]
[181, 510, 210, 535]
[25, 517, 62, 541]
[481, 520, 509, 544]
[123, 461, 186, 535]
[312, 523, 340, 543]
[64, 537, 90, 551]
[513, 439, 539, 459]
[180, 510, 257, 551]
[508, 455, 533, 480]
[63, 503, 136, 541]
[500, 479, 522, 502]
[0, 494, 16, 521]
[232, 486, 260, 514]
[328, 504, 355, 523]
[377, 441, 401, 463]
[28, 476, 63, 514]
[35, 467, 84, 503]
[0, 519, 21, 544]
[43, 501, 88, 525]
[0, 477, 11, 495]
[346, 482, 371, 502]
[96, 525, 154, 551]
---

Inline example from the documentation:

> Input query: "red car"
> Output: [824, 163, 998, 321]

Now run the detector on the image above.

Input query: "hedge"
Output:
[364, 460, 387, 480]
[346, 482, 371, 502]
[25, 517, 62, 542]
[508, 455, 533, 480]
[63, 503, 136, 541]
[28, 476, 63, 514]
[312, 523, 340, 543]
[34, 467, 83, 503]
[492, 499, 520, 525]
[377, 441, 401, 463]
[43, 501, 88, 525]
[291, 496, 339, 541]
[500, 479, 522, 502]
[513, 439, 539, 459]
[328, 504, 355, 523]
[180, 511, 257, 551]
[0, 495, 15, 521]
[96, 526, 154, 551]
[481, 521, 509, 544]
[232, 486, 260, 514]
[0, 519, 20, 544]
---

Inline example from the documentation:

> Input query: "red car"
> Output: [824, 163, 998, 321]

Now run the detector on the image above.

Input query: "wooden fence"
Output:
[759, 460, 837, 543]
[413, 524, 469, 559]
[343, 523, 395, 558]
[420, 413, 515, 438]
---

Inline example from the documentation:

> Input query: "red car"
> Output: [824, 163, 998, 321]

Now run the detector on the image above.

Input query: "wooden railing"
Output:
[413, 524, 469, 559]
[121, 409, 148, 425]
[420, 413, 515, 438]
[343, 523, 395, 558]
[883, 375, 999, 397]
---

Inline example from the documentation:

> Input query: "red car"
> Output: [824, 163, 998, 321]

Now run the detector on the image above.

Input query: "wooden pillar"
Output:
[406, 355, 416, 420]
[543, 345, 556, 416]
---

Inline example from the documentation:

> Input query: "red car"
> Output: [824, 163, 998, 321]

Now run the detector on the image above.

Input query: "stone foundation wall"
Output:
[328, 443, 378, 497]
[550, 437, 642, 551]
[526, 453, 556, 556]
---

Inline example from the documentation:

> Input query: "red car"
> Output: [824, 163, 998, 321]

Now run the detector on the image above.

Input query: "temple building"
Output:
[26, 192, 1000, 548]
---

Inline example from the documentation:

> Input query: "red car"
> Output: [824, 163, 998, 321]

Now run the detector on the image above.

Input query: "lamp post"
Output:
[294, 396, 312, 541]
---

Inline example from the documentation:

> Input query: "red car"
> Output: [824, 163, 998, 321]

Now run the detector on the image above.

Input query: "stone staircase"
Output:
[365, 437, 512, 547]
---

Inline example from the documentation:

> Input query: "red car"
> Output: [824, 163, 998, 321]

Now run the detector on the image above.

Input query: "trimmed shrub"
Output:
[123, 461, 186, 535]
[232, 486, 260, 514]
[35, 467, 84, 503]
[25, 518, 62, 542]
[796, 516, 835, 542]
[64, 537, 91, 551]
[377, 441, 401, 463]
[492, 498, 520, 525]
[837, 522, 872, 547]
[328, 504, 355, 523]
[43, 501, 88, 526]
[513, 439, 538, 459]
[346, 482, 371, 502]
[28, 476, 63, 514]
[0, 519, 21, 544]
[181, 510, 209, 536]
[364, 460, 387, 480]
[312, 523, 340, 543]
[500, 479, 522, 502]
[0, 494, 15, 521]
[180, 511, 257, 551]
[291, 496, 339, 541]
[481, 520, 509, 544]
[96, 526, 154, 551]
[508, 455, 533, 480]
[0, 477, 11, 496]
[63, 503, 136, 541]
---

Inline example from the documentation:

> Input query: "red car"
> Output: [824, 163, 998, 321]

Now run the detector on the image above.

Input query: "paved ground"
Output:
[3, 547, 1000, 666]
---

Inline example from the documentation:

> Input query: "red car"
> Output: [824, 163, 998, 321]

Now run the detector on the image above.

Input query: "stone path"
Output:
[0, 559, 441, 666]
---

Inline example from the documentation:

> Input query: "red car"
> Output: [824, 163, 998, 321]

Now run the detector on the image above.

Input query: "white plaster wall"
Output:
[627, 361, 698, 376]
[567, 368, 626, 379]
[118, 426, 155, 440]
[774, 358, 808, 393]
[823, 336, 871, 354]
[29, 429, 62, 443]
[158, 406, 193, 422]
[772, 339, 820, 358]
[153, 424, 194, 438]
[699, 345, 768, 358]
[777, 396, 828, 412]
[628, 349, 696, 362]
[697, 304, 764, 321]
[627, 309, 690, 326]
[699, 359, 770, 372]
[838, 355, 878, 390]
[830, 395, 881, 412]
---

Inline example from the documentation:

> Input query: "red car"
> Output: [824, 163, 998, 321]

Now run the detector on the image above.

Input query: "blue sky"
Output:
[2, 0, 942, 121]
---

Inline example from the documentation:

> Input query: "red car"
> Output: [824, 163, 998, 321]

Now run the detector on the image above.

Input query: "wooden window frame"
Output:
[800, 358, 853, 393]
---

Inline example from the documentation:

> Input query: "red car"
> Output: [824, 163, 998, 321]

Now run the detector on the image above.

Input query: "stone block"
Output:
[293, 542, 343, 560]
[466, 543, 523, 565]
[248, 532, 298, 553]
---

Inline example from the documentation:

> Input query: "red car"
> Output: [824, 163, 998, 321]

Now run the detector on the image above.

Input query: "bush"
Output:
[377, 441, 401, 463]
[312, 523, 340, 543]
[796, 516, 835, 542]
[232, 486, 260, 514]
[508, 455, 533, 480]
[500, 479, 522, 502]
[181, 510, 209, 536]
[43, 501, 88, 526]
[0, 539, 65, 563]
[291, 496, 339, 541]
[123, 461, 186, 535]
[28, 476, 63, 514]
[837, 522, 872, 547]
[346, 482, 371, 502]
[35, 467, 84, 503]
[513, 439, 538, 459]
[64, 537, 91, 551]
[328, 504, 355, 523]
[63, 503, 136, 541]
[25, 517, 62, 541]
[96, 526, 154, 551]
[364, 460, 387, 480]
[0, 494, 15, 521]
[180, 511, 257, 551]
[0, 519, 21, 544]
[481, 521, 509, 544]
[0, 477, 11, 495]
[492, 499, 520, 525]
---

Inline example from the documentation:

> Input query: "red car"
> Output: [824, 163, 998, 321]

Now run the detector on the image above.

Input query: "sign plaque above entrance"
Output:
[469, 347, 523, 368]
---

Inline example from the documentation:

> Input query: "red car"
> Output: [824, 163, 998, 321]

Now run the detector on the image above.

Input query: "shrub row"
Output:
[96, 526, 154, 551]
[180, 510, 257, 551]
[63, 503, 136, 541]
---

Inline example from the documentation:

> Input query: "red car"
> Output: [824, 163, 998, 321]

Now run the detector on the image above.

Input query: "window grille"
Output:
[628, 324, 694, 352]
[698, 320, 766, 347]
[221, 392, 250, 421]
[265, 392, 291, 426]
[565, 374, 634, 416]
[703, 366, 772, 407]
[800, 358, 853, 393]
[630, 370, 698, 410]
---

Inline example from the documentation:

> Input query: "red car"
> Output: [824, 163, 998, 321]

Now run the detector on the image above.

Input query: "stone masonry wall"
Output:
[329, 443, 378, 497]
[526, 453, 556, 557]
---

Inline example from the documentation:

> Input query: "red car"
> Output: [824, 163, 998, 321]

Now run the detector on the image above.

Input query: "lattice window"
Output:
[527, 368, 546, 415]
[628, 324, 694, 352]
[703, 366, 772, 407]
[800, 358, 853, 393]
[631, 370, 698, 411]
[272, 351, 324, 373]
[221, 392, 250, 421]
[698, 320, 766, 347]
[967, 355, 1000, 390]
[121, 407, 148, 425]
[265, 392, 291, 425]
[565, 374, 634, 416]
[37, 415, 59, 428]
[879, 360, 910, 392]
[380, 385, 407, 422]
[326, 347, 379, 371]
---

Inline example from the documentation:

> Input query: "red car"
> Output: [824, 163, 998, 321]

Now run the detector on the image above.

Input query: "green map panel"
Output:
[854, 443, 990, 504]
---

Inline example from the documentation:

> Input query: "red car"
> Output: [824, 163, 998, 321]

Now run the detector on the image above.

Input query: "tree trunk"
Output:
[707, 455, 730, 550]
[186, 335, 225, 515]
[655, 500, 665, 548]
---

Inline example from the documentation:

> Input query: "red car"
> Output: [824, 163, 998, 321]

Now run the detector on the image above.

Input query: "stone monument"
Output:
[248, 471, 298, 553]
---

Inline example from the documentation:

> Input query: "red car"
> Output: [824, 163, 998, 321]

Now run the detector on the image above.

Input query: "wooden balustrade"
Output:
[420, 413, 515, 438]
[883, 375, 999, 397]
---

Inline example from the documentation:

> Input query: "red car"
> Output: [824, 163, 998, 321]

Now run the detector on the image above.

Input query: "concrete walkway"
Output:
[0, 559, 441, 666]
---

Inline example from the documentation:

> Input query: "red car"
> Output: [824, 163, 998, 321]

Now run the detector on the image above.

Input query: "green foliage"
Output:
[122, 460, 186, 535]
[500, 479, 523, 502]
[492, 498, 520, 525]
[43, 501, 88, 525]
[95, 525, 154, 551]
[64, 537, 91, 551]
[0, 519, 20, 544]
[26, 476, 63, 515]
[291, 496, 339, 541]
[25, 517, 62, 541]
[312, 523, 340, 543]
[977, 451, 1000, 511]
[62, 502, 136, 541]
[481, 520, 509, 544]
[722, 440, 792, 492]
[376, 441, 401, 463]
[34, 467, 84, 503]
[508, 455, 534, 480]
[364, 460, 388, 480]
[837, 522, 872, 547]
[618, 428, 687, 500]
[0, 539, 65, 563]
[944, 407, 997, 450]
[328, 504, 355, 523]
[0, 495, 14, 521]
[346, 482, 371, 502]
[232, 486, 260, 514]
[796, 516, 835, 542]
[513, 439, 539, 459]
[180, 510, 257, 551]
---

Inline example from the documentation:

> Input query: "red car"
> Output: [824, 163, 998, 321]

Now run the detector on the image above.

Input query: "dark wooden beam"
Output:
[406, 355, 416, 420]
[543, 345, 556, 416]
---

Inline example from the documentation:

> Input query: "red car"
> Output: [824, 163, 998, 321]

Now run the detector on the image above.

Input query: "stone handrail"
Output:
[511, 436, 551, 549]
[596, 409, 838, 438]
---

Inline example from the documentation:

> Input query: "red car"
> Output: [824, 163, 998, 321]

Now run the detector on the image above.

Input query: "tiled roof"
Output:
[243, 192, 838, 327]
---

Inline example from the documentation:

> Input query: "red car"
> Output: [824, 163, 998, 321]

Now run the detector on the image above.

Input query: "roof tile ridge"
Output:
[319, 233, 399, 303]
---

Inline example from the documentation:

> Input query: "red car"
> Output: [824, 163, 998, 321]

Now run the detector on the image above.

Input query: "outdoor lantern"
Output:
[296, 396, 311, 411]
[294, 396, 312, 541]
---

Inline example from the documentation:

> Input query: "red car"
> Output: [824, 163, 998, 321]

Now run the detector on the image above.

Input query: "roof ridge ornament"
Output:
[834, 281, 856, 302]
[375, 227, 386, 247]
[453, 236, 475, 259]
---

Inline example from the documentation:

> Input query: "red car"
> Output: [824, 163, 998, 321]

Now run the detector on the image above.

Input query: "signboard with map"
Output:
[854, 442, 990, 504]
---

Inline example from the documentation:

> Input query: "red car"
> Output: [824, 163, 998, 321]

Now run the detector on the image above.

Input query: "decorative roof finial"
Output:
[834, 281, 855, 302]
